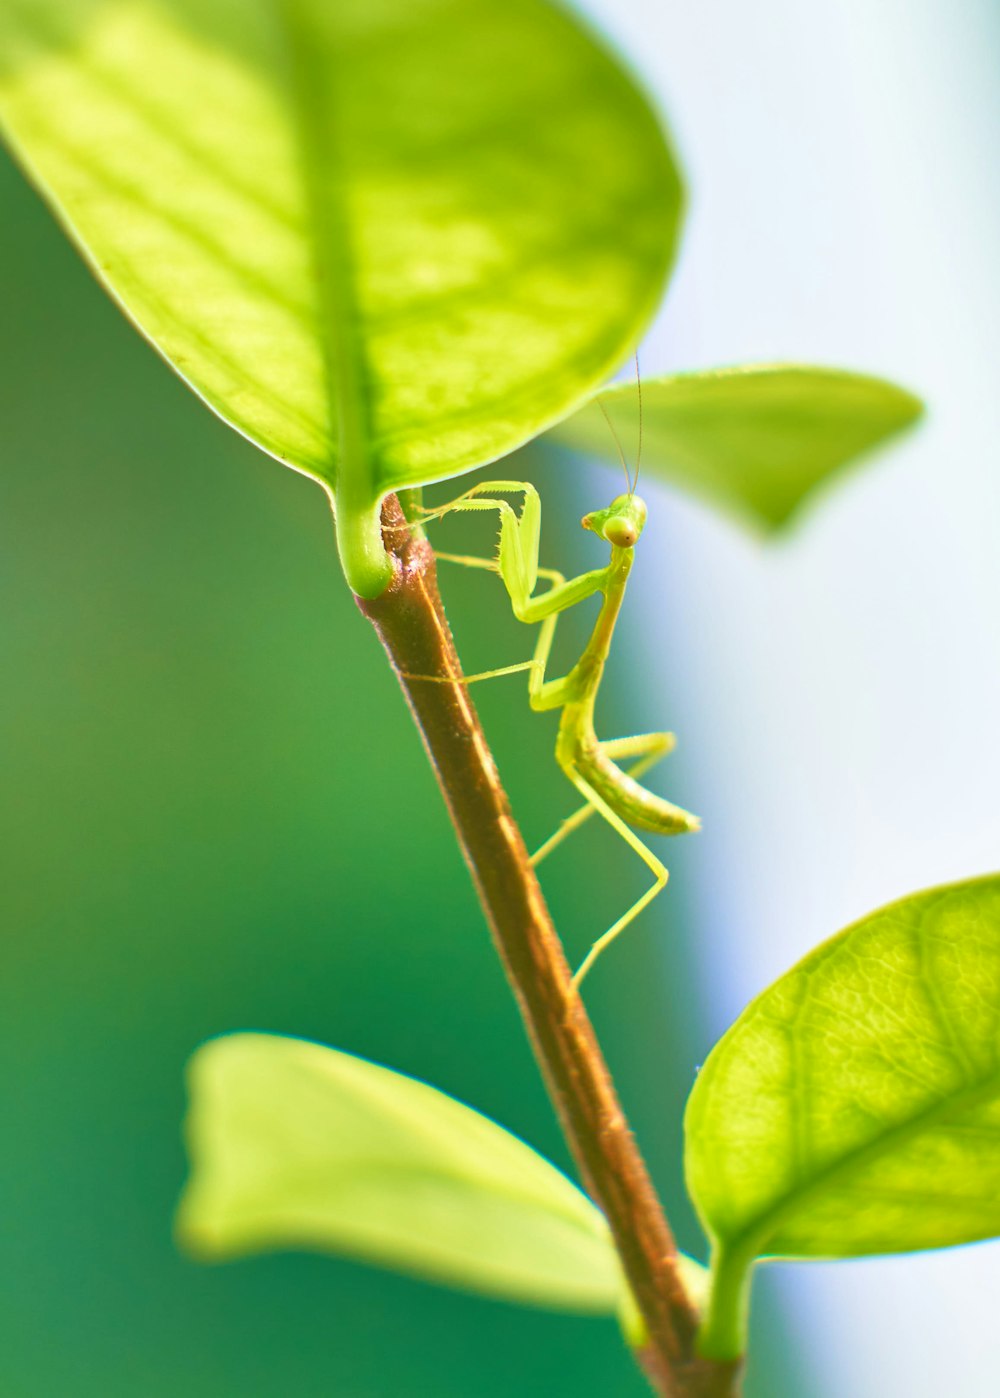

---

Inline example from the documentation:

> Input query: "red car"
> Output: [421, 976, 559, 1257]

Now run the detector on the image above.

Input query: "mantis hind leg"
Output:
[403, 554, 568, 688]
[561, 765, 669, 988]
[531, 732, 676, 866]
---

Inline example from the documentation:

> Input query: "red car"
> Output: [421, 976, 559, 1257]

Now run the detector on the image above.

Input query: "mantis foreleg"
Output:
[418, 484, 608, 703]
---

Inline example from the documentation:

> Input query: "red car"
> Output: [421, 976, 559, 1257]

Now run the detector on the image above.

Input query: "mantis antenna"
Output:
[595, 349, 642, 498]
[634, 349, 643, 493]
[597, 396, 633, 497]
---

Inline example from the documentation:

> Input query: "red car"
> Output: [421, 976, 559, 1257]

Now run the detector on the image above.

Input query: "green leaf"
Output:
[684, 875, 1000, 1360]
[178, 1034, 709, 1321]
[178, 1032, 627, 1312]
[546, 364, 923, 528]
[0, 0, 682, 595]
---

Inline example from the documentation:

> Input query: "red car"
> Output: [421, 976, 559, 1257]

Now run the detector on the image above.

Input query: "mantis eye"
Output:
[605, 517, 637, 548]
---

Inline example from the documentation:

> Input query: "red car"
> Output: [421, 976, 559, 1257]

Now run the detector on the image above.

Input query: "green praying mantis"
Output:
[412, 380, 699, 988]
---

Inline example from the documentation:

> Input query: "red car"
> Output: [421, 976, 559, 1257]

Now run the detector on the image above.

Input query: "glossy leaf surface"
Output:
[178, 1033, 626, 1312]
[685, 876, 1000, 1358]
[547, 365, 922, 528]
[0, 0, 681, 594]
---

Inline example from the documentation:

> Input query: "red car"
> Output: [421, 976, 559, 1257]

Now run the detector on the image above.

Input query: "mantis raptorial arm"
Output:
[418, 482, 605, 615]
[418, 483, 607, 706]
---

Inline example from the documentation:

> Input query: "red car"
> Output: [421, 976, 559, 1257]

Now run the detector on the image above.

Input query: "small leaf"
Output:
[546, 364, 923, 528]
[684, 875, 1000, 1359]
[0, 0, 682, 595]
[178, 1032, 626, 1312]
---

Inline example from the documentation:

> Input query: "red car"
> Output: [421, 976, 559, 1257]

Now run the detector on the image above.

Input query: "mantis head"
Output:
[581, 493, 648, 550]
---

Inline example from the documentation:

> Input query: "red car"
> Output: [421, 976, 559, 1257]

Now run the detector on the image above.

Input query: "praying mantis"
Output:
[412, 388, 700, 988]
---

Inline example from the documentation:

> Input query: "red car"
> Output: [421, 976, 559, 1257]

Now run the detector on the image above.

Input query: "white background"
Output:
[579, 0, 1000, 1392]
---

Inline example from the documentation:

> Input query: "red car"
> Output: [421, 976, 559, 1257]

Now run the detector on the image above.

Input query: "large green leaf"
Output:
[178, 1032, 631, 1312]
[684, 875, 1000, 1360]
[546, 364, 922, 528]
[0, 0, 681, 595]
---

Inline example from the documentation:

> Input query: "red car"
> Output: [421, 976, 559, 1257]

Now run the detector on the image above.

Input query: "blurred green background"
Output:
[0, 141, 800, 1393]
[8, 0, 1000, 1387]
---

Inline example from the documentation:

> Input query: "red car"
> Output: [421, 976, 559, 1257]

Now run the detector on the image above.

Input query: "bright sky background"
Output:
[579, 0, 1000, 1392]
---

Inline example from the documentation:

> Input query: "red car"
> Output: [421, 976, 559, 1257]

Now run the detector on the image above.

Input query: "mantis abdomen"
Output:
[568, 734, 700, 837]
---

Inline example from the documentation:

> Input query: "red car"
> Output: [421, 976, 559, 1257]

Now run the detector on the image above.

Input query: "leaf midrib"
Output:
[211, 1163, 616, 1301]
[256, 1154, 604, 1236]
[275, 0, 369, 495]
[725, 1059, 1000, 1262]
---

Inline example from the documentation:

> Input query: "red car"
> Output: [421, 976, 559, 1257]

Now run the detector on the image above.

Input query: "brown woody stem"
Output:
[356, 495, 741, 1398]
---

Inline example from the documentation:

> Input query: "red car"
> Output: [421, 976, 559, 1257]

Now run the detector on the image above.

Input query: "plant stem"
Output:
[357, 496, 741, 1398]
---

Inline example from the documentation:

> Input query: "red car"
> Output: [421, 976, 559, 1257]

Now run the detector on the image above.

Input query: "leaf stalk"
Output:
[699, 1244, 756, 1363]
